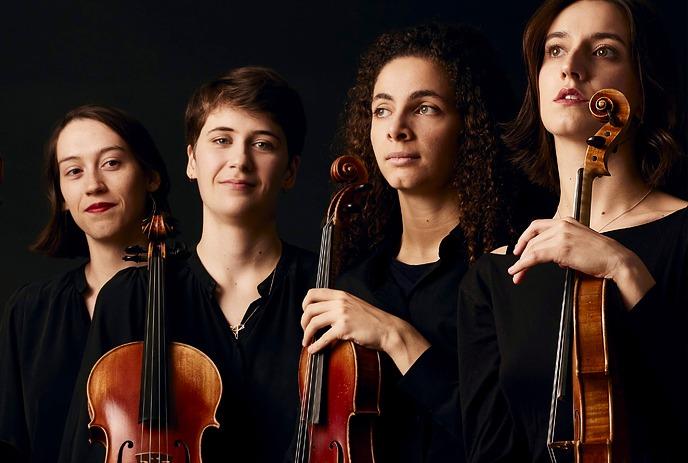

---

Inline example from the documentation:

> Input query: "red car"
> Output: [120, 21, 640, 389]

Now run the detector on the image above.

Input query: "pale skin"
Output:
[186, 105, 299, 327]
[302, 56, 463, 375]
[501, 0, 687, 309]
[57, 119, 160, 317]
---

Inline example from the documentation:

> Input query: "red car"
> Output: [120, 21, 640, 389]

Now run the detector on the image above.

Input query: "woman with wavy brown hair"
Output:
[300, 23, 515, 462]
[457, 1, 688, 462]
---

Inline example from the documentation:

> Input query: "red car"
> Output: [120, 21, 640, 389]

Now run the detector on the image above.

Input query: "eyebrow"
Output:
[545, 31, 627, 46]
[207, 127, 281, 139]
[57, 145, 126, 164]
[372, 89, 448, 103]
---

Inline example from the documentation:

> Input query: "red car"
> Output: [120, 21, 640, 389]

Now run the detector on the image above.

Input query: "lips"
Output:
[554, 87, 588, 104]
[219, 178, 256, 189]
[385, 152, 420, 164]
[85, 202, 116, 213]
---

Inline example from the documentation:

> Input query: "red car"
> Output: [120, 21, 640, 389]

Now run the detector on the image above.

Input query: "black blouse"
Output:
[0, 265, 91, 463]
[57, 243, 316, 463]
[458, 208, 688, 463]
[336, 226, 467, 462]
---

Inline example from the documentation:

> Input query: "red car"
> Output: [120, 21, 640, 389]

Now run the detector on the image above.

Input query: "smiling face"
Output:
[370, 56, 462, 196]
[538, 0, 641, 139]
[57, 118, 158, 246]
[186, 105, 299, 224]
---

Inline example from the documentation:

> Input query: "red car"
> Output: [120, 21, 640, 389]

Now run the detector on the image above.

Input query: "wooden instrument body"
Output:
[294, 155, 381, 463]
[297, 341, 381, 463]
[572, 276, 628, 463]
[88, 342, 222, 463]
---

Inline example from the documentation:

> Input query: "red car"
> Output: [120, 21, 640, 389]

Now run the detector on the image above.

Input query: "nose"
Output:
[560, 48, 586, 81]
[85, 169, 106, 195]
[387, 113, 412, 142]
[225, 142, 254, 172]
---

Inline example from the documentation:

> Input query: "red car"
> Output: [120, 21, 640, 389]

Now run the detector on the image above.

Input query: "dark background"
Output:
[1, 0, 685, 305]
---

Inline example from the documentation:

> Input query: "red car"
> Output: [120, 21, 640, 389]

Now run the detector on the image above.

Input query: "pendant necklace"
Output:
[229, 267, 277, 339]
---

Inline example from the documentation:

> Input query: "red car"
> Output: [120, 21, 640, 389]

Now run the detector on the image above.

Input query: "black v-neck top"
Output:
[57, 243, 316, 463]
[335, 226, 468, 462]
[458, 208, 688, 463]
[0, 264, 91, 463]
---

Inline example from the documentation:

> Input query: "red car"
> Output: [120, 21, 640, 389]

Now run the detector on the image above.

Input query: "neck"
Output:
[396, 189, 460, 264]
[554, 135, 649, 230]
[196, 210, 282, 286]
[84, 230, 147, 312]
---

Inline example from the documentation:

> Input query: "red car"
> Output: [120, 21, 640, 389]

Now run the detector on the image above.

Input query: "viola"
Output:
[547, 89, 632, 463]
[87, 212, 222, 463]
[294, 155, 381, 463]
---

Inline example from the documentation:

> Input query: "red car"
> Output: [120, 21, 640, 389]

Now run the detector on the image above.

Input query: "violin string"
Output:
[141, 244, 151, 454]
[162, 249, 168, 459]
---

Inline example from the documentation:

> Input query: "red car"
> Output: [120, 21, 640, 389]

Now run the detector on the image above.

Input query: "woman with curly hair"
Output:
[300, 23, 515, 462]
[457, 0, 688, 461]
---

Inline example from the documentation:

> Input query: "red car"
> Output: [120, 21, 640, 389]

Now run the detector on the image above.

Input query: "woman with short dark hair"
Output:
[0, 105, 169, 462]
[457, 1, 688, 461]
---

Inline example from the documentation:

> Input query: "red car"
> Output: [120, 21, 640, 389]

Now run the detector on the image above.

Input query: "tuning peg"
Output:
[125, 245, 146, 255]
[123, 254, 147, 263]
[586, 136, 606, 149]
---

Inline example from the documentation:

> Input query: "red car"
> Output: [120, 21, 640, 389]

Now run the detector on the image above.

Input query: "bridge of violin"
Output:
[135, 452, 172, 463]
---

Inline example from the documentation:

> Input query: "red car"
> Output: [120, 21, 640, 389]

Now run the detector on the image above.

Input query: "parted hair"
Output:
[504, 0, 686, 196]
[338, 22, 516, 263]
[184, 66, 306, 159]
[32, 105, 171, 258]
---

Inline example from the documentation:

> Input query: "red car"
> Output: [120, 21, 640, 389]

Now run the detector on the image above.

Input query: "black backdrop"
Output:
[1, 0, 685, 305]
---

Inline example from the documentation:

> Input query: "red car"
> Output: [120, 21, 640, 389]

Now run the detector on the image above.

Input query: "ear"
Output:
[186, 145, 197, 180]
[147, 170, 161, 193]
[282, 155, 300, 190]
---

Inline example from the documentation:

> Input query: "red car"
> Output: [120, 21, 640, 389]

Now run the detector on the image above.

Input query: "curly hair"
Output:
[337, 22, 516, 264]
[504, 0, 686, 196]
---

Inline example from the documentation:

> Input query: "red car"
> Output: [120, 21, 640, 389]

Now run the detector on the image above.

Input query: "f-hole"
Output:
[117, 440, 134, 463]
[176, 439, 191, 463]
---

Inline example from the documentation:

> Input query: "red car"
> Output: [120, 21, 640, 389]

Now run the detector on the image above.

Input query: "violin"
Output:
[547, 88, 632, 463]
[294, 155, 381, 463]
[86, 211, 222, 463]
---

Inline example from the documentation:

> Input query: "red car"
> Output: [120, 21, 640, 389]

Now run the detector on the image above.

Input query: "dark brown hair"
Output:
[185, 66, 306, 159]
[338, 22, 516, 263]
[504, 0, 686, 195]
[32, 105, 171, 258]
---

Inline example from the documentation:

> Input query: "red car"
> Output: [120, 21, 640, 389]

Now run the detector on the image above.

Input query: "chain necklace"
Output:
[229, 267, 277, 339]
[556, 188, 653, 231]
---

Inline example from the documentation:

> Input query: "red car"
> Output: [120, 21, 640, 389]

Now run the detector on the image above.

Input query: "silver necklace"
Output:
[229, 267, 277, 339]
[555, 188, 653, 231]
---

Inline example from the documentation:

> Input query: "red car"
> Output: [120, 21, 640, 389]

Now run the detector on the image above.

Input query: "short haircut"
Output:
[32, 105, 171, 258]
[184, 66, 306, 159]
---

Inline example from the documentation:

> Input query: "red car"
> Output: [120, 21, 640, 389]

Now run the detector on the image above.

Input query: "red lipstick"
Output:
[85, 202, 116, 213]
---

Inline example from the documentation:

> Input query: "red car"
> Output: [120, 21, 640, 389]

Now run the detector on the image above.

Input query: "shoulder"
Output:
[5, 264, 85, 312]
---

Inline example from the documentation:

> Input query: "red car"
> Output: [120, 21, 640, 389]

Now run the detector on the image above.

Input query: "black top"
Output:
[57, 242, 316, 463]
[0, 265, 91, 463]
[336, 226, 467, 462]
[458, 208, 688, 463]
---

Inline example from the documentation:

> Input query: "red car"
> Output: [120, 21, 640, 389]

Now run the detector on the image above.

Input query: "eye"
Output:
[593, 46, 617, 58]
[546, 44, 564, 58]
[65, 167, 82, 177]
[102, 159, 121, 169]
[253, 140, 275, 151]
[213, 136, 231, 145]
[416, 104, 439, 115]
[373, 107, 391, 118]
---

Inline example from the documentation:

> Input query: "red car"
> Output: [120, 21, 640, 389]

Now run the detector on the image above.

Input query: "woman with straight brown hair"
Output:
[0, 105, 170, 463]
[457, 1, 688, 461]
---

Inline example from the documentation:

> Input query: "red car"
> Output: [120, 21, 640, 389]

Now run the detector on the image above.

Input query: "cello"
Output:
[86, 211, 222, 463]
[294, 155, 381, 463]
[547, 88, 632, 463]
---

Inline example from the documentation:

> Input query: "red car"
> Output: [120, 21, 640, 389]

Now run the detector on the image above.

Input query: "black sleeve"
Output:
[397, 345, 461, 441]
[457, 266, 524, 463]
[0, 288, 30, 460]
